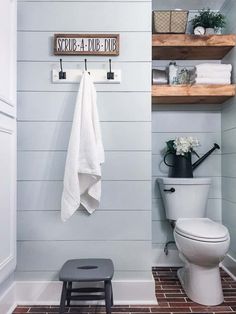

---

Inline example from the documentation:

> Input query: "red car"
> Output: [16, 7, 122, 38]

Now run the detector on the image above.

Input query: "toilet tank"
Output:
[157, 178, 211, 221]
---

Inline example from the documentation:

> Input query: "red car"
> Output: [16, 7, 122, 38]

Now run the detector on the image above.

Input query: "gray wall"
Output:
[221, 0, 236, 262]
[17, 0, 152, 281]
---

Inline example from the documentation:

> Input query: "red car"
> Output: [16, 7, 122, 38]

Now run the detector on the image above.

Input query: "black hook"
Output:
[84, 59, 90, 74]
[84, 59, 88, 71]
[59, 59, 66, 80]
[107, 59, 114, 80]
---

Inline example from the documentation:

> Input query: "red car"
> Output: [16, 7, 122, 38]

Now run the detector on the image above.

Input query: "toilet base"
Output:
[177, 264, 224, 306]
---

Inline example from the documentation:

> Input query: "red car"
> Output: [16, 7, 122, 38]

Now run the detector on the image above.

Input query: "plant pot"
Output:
[205, 28, 215, 35]
[215, 27, 223, 34]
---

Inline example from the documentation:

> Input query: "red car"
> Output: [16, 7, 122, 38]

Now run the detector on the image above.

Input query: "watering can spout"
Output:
[192, 143, 220, 170]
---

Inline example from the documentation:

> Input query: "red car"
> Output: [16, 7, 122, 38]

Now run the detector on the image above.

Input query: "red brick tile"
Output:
[112, 308, 150, 312]
[168, 302, 195, 307]
[164, 293, 186, 298]
[131, 305, 152, 308]
[12, 307, 30, 313]
[149, 304, 169, 308]
[161, 284, 181, 289]
[158, 277, 179, 281]
[163, 288, 183, 291]
[29, 306, 69, 313]
[153, 267, 172, 271]
[151, 308, 191, 313]
[191, 306, 233, 312]
[158, 298, 187, 302]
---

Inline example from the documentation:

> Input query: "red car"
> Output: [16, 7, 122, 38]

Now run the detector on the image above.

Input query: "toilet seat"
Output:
[175, 218, 229, 243]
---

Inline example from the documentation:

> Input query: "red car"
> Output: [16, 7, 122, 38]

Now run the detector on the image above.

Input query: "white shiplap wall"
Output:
[221, 0, 236, 272]
[17, 0, 153, 290]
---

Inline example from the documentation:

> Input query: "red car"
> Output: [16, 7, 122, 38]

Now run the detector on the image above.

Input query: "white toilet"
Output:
[158, 177, 230, 306]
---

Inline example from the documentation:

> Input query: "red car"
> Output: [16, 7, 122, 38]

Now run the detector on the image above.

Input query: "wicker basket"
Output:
[153, 10, 189, 34]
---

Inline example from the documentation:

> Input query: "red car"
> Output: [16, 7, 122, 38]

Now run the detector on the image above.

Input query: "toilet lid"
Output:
[175, 218, 229, 242]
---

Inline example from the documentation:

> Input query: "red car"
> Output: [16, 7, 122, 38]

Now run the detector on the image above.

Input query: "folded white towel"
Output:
[61, 71, 105, 222]
[196, 72, 231, 79]
[195, 77, 231, 85]
[195, 63, 232, 72]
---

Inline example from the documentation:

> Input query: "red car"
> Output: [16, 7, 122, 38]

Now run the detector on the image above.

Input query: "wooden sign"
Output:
[54, 34, 119, 56]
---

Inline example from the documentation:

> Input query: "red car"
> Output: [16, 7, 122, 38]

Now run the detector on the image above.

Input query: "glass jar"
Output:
[169, 62, 179, 85]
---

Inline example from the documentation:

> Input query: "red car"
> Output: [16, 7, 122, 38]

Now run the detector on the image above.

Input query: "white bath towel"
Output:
[195, 77, 231, 85]
[61, 71, 105, 222]
[196, 71, 231, 79]
[195, 63, 232, 72]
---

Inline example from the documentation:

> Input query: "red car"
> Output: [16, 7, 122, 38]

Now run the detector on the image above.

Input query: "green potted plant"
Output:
[191, 8, 226, 35]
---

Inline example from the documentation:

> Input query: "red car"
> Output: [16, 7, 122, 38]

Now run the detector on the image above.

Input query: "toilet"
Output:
[158, 177, 230, 306]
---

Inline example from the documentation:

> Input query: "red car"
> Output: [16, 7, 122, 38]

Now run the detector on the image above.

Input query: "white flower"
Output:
[173, 137, 200, 156]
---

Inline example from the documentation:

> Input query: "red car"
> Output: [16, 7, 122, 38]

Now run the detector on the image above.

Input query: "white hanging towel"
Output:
[61, 71, 105, 222]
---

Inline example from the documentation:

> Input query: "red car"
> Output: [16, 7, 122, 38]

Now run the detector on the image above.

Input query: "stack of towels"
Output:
[195, 63, 232, 85]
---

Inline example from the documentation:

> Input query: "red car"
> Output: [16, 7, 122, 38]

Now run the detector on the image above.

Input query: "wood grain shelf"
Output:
[152, 34, 236, 60]
[152, 84, 236, 104]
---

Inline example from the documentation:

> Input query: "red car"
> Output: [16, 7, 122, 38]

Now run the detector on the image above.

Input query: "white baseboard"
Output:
[0, 278, 157, 312]
[0, 282, 16, 314]
[221, 253, 236, 281]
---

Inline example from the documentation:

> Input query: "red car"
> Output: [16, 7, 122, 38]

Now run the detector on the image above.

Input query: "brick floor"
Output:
[13, 267, 236, 314]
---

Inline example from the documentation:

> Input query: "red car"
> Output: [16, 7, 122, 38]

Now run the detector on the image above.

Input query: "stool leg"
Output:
[67, 282, 72, 306]
[111, 283, 114, 306]
[105, 280, 112, 314]
[59, 281, 67, 314]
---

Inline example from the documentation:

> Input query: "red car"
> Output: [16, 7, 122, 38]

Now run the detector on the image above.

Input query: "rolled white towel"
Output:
[195, 77, 231, 85]
[195, 63, 232, 72]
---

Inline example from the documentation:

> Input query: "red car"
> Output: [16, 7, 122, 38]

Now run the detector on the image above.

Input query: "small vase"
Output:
[205, 28, 215, 35]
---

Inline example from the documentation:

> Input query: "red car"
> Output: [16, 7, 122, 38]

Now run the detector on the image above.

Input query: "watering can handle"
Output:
[164, 152, 174, 167]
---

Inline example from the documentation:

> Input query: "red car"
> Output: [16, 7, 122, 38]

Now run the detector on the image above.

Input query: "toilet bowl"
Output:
[174, 218, 230, 306]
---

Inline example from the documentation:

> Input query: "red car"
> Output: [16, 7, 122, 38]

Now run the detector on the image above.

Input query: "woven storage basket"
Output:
[153, 10, 189, 34]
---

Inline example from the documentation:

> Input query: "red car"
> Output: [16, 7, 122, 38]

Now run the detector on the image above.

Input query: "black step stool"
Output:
[59, 259, 114, 314]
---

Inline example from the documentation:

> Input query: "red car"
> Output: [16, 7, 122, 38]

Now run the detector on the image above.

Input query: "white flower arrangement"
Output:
[173, 137, 200, 156]
[166, 137, 200, 157]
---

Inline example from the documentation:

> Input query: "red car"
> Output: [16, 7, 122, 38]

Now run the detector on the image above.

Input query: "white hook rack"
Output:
[52, 69, 121, 84]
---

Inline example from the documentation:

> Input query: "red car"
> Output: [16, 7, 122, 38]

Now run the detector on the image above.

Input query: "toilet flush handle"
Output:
[163, 188, 175, 193]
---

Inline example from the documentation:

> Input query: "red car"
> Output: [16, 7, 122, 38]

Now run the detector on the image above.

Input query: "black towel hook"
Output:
[84, 59, 90, 74]
[107, 59, 114, 80]
[84, 59, 88, 71]
[59, 59, 66, 80]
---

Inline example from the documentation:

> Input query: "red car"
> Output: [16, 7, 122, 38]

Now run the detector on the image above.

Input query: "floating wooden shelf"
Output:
[152, 34, 236, 60]
[152, 84, 236, 104]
